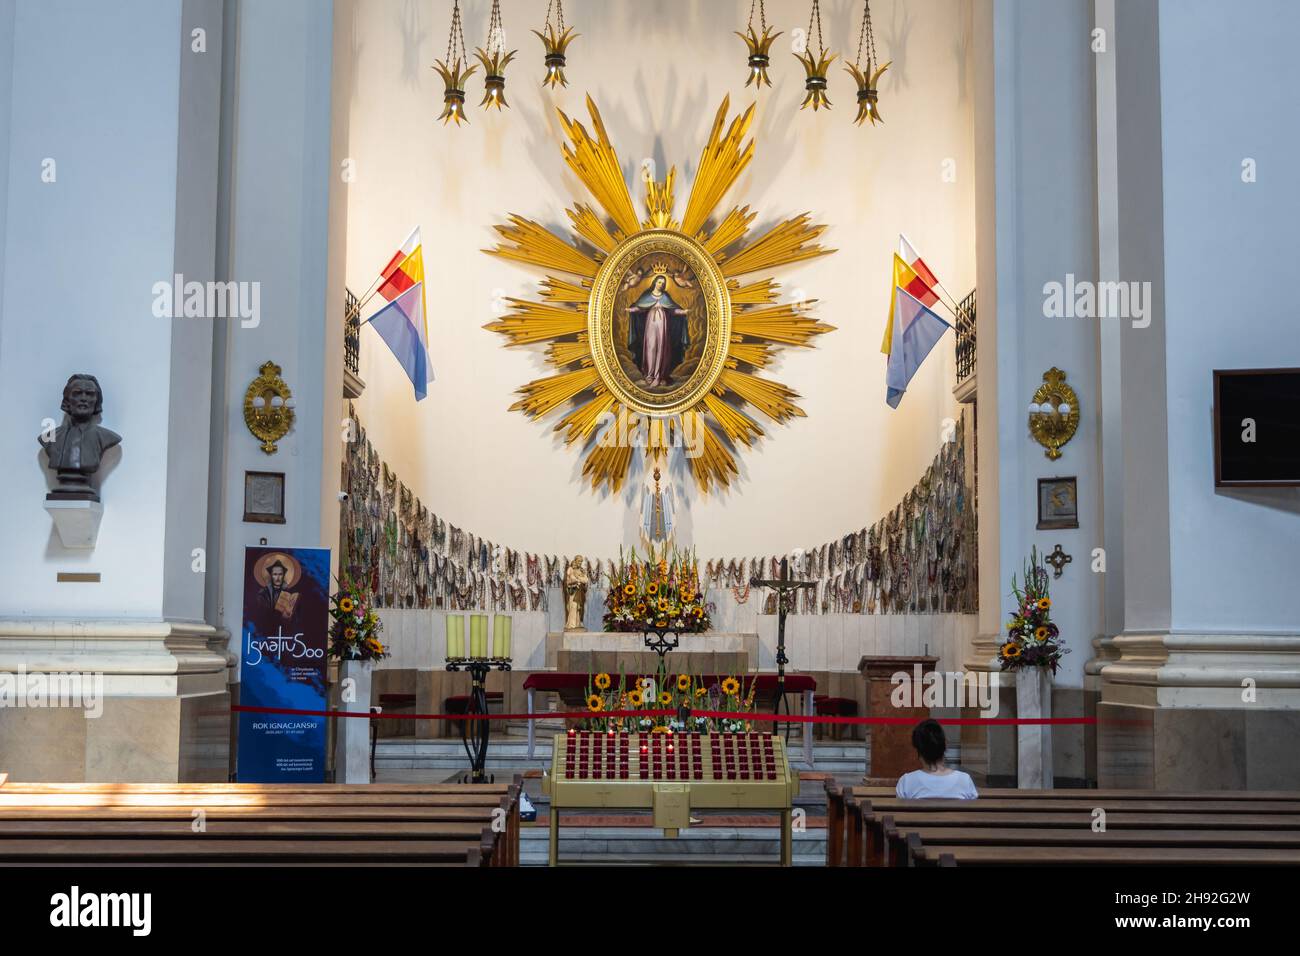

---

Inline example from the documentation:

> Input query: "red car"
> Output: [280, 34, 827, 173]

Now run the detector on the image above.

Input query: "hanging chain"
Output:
[855, 0, 878, 70]
[545, 0, 566, 34]
[747, 0, 768, 33]
[488, 0, 504, 57]
[806, 0, 825, 60]
[867, 0, 878, 72]
[446, 0, 468, 67]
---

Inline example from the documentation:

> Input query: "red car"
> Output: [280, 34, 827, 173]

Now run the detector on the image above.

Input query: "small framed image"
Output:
[243, 470, 286, 524]
[1037, 476, 1078, 530]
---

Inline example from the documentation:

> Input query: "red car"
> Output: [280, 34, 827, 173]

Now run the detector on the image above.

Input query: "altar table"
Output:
[523, 672, 817, 765]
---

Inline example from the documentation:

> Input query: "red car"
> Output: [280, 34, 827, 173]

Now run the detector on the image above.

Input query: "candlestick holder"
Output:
[641, 628, 681, 663]
[445, 656, 513, 783]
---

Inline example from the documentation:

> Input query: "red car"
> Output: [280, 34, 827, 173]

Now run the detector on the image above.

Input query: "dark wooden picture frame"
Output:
[1213, 368, 1300, 488]
[243, 470, 286, 524]
[1037, 476, 1078, 530]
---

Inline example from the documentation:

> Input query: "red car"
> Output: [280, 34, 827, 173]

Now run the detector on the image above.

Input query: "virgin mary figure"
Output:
[626, 275, 689, 387]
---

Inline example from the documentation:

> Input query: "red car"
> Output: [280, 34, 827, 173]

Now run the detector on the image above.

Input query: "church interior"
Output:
[1, 0, 1299, 911]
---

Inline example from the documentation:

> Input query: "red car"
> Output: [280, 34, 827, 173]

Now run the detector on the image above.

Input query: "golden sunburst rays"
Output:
[484, 96, 834, 495]
[846, 60, 890, 126]
[643, 168, 678, 231]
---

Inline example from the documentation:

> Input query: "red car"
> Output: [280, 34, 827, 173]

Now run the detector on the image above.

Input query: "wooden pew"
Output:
[0, 779, 522, 867]
[882, 820, 1300, 867]
[825, 781, 1300, 867]
[0, 837, 494, 865]
[919, 844, 1300, 867]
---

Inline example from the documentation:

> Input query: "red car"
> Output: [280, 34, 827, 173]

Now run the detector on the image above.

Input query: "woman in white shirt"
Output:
[895, 719, 979, 799]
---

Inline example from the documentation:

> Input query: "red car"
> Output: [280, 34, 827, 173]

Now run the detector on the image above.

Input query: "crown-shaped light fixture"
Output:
[737, 0, 782, 89]
[534, 0, 578, 89]
[796, 0, 836, 112]
[475, 0, 517, 111]
[434, 0, 476, 125]
[846, 0, 890, 126]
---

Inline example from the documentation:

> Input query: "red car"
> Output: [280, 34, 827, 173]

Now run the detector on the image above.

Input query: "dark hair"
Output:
[911, 719, 946, 764]
[61, 373, 104, 416]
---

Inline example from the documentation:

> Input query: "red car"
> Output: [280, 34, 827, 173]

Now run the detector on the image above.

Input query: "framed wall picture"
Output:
[1213, 368, 1300, 487]
[1037, 476, 1078, 530]
[243, 470, 286, 524]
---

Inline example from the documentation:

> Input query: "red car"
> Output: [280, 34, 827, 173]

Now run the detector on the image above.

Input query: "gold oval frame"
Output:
[588, 229, 731, 416]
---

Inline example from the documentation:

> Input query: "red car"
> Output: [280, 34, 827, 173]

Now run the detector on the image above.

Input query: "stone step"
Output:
[518, 825, 826, 866]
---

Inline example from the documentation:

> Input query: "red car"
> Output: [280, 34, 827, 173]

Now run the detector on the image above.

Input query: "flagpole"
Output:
[354, 276, 385, 316]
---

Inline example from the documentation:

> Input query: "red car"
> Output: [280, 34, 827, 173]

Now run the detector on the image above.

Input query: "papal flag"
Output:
[367, 282, 430, 401]
[886, 287, 951, 409]
[367, 227, 432, 401]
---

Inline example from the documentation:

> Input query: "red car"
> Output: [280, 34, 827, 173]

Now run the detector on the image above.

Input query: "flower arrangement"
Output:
[602, 545, 711, 634]
[581, 663, 757, 733]
[328, 574, 388, 661]
[999, 547, 1067, 673]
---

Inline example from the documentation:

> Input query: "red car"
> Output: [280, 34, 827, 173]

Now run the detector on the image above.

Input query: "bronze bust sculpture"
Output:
[39, 373, 122, 502]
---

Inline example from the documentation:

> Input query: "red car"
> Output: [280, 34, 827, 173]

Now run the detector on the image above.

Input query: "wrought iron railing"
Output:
[344, 287, 360, 376]
[954, 288, 976, 384]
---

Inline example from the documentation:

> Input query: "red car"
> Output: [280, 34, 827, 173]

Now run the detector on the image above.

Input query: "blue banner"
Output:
[236, 546, 330, 782]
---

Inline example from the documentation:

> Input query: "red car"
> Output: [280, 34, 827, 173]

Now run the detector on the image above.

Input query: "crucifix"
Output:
[750, 557, 816, 743]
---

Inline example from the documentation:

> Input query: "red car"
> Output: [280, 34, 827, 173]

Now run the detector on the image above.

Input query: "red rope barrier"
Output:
[231, 704, 1102, 726]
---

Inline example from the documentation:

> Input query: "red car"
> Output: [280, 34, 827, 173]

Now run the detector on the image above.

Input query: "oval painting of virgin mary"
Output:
[588, 230, 731, 415]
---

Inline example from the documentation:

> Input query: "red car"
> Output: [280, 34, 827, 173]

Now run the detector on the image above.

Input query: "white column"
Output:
[213, 0, 347, 691]
[0, 0, 230, 781]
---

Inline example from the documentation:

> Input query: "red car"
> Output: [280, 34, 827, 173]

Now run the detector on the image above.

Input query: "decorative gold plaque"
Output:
[484, 96, 836, 493]
[243, 361, 295, 454]
[1028, 367, 1079, 461]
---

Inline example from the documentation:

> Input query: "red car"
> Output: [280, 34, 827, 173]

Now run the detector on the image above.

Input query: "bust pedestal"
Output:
[44, 499, 104, 549]
[858, 655, 939, 785]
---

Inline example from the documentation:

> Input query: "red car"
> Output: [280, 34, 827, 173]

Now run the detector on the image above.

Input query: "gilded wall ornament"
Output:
[1028, 367, 1080, 460]
[244, 361, 295, 454]
[485, 96, 835, 494]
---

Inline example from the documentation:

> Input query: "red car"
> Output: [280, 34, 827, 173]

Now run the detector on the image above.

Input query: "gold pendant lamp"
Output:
[847, 0, 890, 126]
[475, 0, 517, 111]
[737, 0, 781, 89]
[796, 0, 836, 112]
[434, 0, 476, 126]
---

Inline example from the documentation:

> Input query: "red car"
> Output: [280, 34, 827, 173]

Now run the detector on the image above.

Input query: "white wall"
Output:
[344, 0, 976, 559]
[1158, 0, 1300, 633]
[0, 0, 186, 619]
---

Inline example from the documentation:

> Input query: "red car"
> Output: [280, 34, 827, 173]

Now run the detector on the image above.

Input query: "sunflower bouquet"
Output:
[328, 573, 388, 661]
[602, 545, 711, 634]
[580, 663, 757, 733]
[998, 547, 1067, 673]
